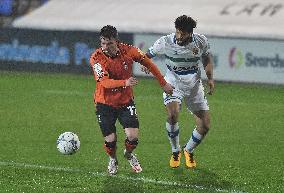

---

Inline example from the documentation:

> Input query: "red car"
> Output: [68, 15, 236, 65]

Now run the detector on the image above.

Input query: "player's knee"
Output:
[167, 111, 179, 124]
[104, 141, 117, 156]
[125, 138, 138, 153]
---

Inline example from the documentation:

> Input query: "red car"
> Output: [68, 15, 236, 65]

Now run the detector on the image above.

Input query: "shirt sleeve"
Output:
[90, 53, 126, 88]
[128, 46, 166, 87]
[147, 36, 166, 58]
[129, 46, 147, 63]
[200, 35, 211, 57]
[140, 56, 167, 87]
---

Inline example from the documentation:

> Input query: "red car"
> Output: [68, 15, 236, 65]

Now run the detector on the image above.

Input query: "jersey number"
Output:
[127, 106, 137, 116]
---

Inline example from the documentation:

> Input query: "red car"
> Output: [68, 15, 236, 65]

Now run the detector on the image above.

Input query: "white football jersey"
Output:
[148, 33, 211, 83]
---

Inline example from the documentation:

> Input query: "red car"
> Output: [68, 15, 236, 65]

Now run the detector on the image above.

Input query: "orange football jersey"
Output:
[90, 43, 166, 107]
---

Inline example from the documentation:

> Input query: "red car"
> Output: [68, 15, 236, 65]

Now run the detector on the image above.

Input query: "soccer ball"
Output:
[57, 132, 80, 155]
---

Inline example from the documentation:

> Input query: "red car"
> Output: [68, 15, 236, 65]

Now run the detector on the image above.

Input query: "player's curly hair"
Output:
[100, 25, 118, 39]
[175, 15, 197, 33]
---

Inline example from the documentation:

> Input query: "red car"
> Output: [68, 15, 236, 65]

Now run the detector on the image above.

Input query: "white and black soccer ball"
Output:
[57, 132, 80, 155]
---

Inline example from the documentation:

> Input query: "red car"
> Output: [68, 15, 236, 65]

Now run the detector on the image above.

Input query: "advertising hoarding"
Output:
[0, 28, 133, 73]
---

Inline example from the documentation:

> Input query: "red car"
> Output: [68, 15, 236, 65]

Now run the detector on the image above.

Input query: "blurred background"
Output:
[1, 0, 284, 85]
[0, 0, 48, 26]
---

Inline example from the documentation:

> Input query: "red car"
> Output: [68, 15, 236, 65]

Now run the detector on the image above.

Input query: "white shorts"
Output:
[163, 72, 209, 112]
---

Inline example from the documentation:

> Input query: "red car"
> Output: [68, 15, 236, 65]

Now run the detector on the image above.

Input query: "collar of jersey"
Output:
[173, 34, 196, 46]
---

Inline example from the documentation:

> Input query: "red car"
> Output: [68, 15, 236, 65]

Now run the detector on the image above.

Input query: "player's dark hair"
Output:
[100, 25, 118, 39]
[175, 15, 197, 33]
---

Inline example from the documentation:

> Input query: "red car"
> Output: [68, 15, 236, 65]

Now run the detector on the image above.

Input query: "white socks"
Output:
[166, 122, 180, 152]
[185, 127, 203, 153]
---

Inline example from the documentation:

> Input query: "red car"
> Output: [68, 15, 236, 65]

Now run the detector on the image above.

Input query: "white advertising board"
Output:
[134, 34, 284, 85]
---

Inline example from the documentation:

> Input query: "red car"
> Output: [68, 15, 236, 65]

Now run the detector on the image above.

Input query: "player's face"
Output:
[100, 36, 119, 57]
[175, 29, 191, 46]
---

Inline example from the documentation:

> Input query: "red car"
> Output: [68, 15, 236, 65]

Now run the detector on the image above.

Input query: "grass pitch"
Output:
[0, 71, 283, 193]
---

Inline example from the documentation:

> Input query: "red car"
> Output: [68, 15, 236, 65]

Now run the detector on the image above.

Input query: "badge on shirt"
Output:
[94, 63, 104, 79]
[192, 47, 199, 55]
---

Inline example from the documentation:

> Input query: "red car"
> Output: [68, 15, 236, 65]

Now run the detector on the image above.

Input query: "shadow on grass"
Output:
[171, 167, 234, 192]
[101, 174, 145, 193]
[99, 167, 236, 193]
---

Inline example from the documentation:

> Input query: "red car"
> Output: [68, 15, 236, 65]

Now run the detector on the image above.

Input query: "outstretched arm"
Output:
[130, 45, 173, 94]
[140, 56, 173, 95]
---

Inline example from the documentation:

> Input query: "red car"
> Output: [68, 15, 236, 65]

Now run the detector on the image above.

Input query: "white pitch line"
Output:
[0, 161, 247, 193]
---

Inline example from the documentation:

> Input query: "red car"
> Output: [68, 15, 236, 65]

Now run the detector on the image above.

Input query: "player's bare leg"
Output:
[166, 101, 182, 168]
[184, 110, 210, 168]
[104, 133, 118, 175]
[124, 128, 142, 173]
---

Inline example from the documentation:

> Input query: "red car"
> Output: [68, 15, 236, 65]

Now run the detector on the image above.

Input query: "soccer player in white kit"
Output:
[142, 15, 215, 168]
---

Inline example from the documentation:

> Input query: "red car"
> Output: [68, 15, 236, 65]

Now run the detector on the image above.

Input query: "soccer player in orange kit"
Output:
[90, 25, 174, 175]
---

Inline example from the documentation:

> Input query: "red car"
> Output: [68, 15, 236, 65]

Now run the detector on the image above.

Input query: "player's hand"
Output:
[207, 79, 215, 95]
[141, 66, 150, 74]
[125, 77, 138, 87]
[163, 83, 174, 95]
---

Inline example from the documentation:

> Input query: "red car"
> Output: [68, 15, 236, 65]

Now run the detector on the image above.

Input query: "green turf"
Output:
[0, 71, 283, 193]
